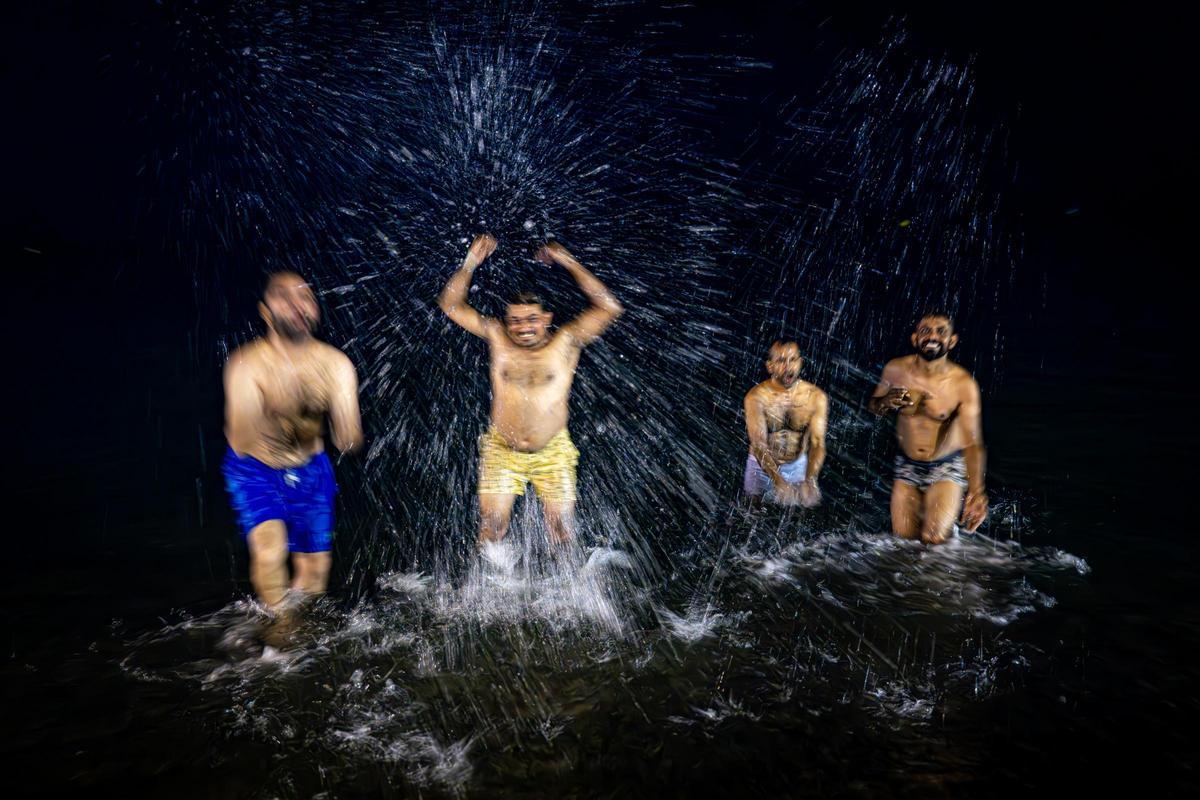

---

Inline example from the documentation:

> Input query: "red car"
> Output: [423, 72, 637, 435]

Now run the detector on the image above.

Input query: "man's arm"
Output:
[805, 391, 828, 483]
[537, 242, 623, 345]
[957, 377, 988, 531]
[224, 353, 262, 455]
[795, 390, 829, 508]
[868, 360, 913, 416]
[327, 351, 363, 455]
[438, 234, 497, 339]
[744, 390, 789, 491]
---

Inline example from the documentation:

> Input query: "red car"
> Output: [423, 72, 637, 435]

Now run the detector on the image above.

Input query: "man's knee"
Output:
[542, 504, 574, 541]
[544, 513, 571, 537]
[299, 551, 331, 575]
[890, 487, 921, 539]
[920, 519, 954, 545]
[293, 552, 331, 593]
[248, 521, 289, 563]
[920, 483, 964, 544]
[919, 505, 958, 544]
[478, 510, 510, 544]
[481, 511, 509, 532]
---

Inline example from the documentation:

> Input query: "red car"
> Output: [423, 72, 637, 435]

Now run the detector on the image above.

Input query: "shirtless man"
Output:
[868, 313, 988, 544]
[743, 341, 828, 507]
[439, 234, 623, 546]
[222, 271, 362, 609]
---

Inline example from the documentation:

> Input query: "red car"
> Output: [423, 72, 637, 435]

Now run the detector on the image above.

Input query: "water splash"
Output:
[116, 3, 1072, 796]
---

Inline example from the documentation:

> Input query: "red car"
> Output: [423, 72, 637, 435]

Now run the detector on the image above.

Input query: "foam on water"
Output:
[112, 511, 1090, 796]
[737, 530, 1086, 628]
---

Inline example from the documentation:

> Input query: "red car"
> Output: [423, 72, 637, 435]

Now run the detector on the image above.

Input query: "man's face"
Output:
[262, 273, 319, 341]
[505, 304, 552, 347]
[766, 343, 802, 386]
[911, 316, 957, 361]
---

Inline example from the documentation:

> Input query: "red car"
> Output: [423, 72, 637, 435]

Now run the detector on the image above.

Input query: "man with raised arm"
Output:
[868, 312, 988, 544]
[743, 341, 828, 507]
[439, 235, 623, 547]
[222, 271, 362, 610]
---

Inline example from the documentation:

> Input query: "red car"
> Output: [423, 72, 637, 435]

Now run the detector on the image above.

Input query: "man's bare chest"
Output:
[899, 378, 960, 422]
[494, 348, 573, 391]
[763, 393, 813, 431]
[258, 365, 331, 417]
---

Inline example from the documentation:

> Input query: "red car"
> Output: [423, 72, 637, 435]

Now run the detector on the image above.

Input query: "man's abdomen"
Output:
[767, 429, 805, 464]
[490, 389, 570, 452]
[896, 417, 960, 461]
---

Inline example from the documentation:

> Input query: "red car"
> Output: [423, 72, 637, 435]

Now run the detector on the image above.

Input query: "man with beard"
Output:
[222, 271, 362, 610]
[743, 341, 828, 507]
[438, 234, 623, 547]
[868, 312, 988, 544]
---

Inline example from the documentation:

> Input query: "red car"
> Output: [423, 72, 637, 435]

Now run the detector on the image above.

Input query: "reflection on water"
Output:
[91, 513, 1092, 797]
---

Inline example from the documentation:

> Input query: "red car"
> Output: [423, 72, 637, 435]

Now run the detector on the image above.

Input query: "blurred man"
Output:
[743, 341, 828, 507]
[222, 271, 362, 610]
[868, 312, 988, 544]
[439, 235, 623, 546]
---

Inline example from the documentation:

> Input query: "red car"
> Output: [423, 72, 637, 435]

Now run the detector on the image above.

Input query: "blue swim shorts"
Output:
[222, 447, 337, 553]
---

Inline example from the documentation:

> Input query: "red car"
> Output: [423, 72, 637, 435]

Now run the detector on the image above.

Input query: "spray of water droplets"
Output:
[118, 3, 1087, 795]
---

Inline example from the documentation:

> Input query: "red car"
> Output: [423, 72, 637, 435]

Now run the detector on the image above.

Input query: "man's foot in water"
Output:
[480, 539, 519, 574]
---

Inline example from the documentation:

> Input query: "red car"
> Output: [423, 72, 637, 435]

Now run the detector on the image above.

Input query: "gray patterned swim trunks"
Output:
[893, 451, 968, 489]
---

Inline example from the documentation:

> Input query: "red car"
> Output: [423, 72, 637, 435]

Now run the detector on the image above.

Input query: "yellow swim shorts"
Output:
[477, 427, 579, 503]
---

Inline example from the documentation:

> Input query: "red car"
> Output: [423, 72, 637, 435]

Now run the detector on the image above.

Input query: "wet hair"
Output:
[262, 270, 311, 296]
[769, 339, 801, 354]
[916, 311, 954, 331]
[507, 291, 545, 308]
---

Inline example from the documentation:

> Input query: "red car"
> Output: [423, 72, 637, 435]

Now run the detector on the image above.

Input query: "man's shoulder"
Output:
[949, 361, 980, 391]
[549, 326, 585, 352]
[745, 380, 773, 401]
[883, 355, 914, 373]
[800, 381, 828, 404]
[314, 339, 351, 362]
[226, 339, 266, 369]
[312, 341, 357, 379]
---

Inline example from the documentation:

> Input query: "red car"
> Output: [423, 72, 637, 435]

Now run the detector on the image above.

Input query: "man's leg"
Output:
[542, 500, 576, 545]
[479, 493, 517, 545]
[291, 551, 332, 596]
[529, 431, 579, 545]
[919, 481, 966, 545]
[247, 520, 290, 607]
[890, 481, 922, 540]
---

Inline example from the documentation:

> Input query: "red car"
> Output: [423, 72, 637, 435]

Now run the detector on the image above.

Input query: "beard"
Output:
[916, 340, 947, 361]
[273, 312, 316, 341]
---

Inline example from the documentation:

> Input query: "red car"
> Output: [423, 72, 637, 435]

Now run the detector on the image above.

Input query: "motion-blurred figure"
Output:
[868, 312, 988, 544]
[222, 272, 362, 611]
[439, 235, 623, 547]
[743, 341, 828, 507]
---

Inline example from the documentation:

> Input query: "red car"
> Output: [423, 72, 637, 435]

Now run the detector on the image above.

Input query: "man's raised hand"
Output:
[534, 241, 573, 266]
[465, 234, 498, 269]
